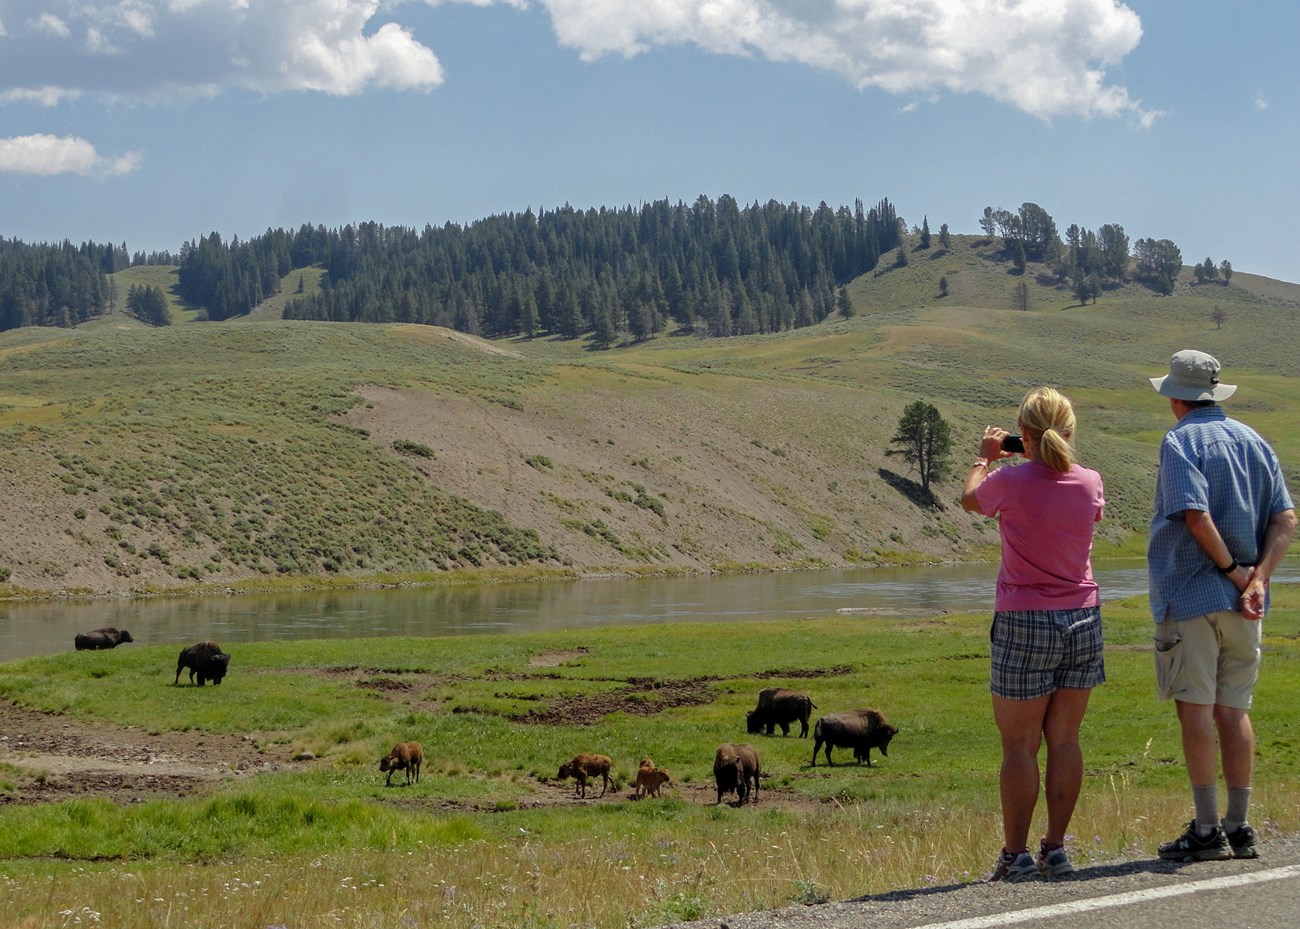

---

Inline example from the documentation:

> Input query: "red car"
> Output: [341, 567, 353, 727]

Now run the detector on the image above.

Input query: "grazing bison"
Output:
[634, 759, 673, 799]
[746, 687, 816, 737]
[174, 641, 231, 686]
[557, 753, 613, 798]
[713, 743, 760, 806]
[74, 627, 134, 650]
[810, 708, 897, 767]
[379, 741, 424, 786]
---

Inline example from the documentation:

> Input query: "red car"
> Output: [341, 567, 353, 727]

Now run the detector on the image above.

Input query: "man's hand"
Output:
[1241, 572, 1268, 621]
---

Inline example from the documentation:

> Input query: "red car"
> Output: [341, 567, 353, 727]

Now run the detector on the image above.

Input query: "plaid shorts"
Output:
[990, 606, 1106, 700]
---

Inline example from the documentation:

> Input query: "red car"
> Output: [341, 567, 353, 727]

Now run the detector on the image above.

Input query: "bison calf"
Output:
[714, 743, 760, 806]
[380, 741, 424, 786]
[74, 627, 134, 650]
[811, 708, 897, 767]
[174, 641, 231, 686]
[557, 753, 613, 798]
[746, 687, 816, 737]
[633, 760, 673, 799]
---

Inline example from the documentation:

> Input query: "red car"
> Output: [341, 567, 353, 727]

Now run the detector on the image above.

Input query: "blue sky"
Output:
[1, 1, 1296, 284]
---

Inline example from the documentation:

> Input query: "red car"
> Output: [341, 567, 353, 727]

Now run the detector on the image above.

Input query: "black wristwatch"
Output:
[1216, 558, 1239, 575]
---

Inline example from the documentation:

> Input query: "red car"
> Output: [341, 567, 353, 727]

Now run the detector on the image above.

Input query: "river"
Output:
[4, 560, 1298, 662]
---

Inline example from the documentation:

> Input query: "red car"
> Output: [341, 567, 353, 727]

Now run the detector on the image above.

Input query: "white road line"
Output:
[913, 864, 1300, 929]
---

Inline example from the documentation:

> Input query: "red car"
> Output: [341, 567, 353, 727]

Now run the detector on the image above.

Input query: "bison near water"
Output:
[74, 627, 134, 650]
[174, 641, 231, 686]
[811, 708, 897, 767]
[746, 687, 816, 737]
[713, 743, 760, 805]
[557, 753, 613, 798]
[380, 741, 424, 786]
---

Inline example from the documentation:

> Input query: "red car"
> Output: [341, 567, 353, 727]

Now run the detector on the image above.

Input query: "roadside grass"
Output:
[1, 586, 1298, 927]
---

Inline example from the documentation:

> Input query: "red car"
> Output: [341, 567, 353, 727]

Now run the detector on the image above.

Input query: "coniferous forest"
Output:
[276, 196, 900, 341]
[0, 239, 126, 330]
[3, 195, 1209, 339]
[0, 195, 901, 339]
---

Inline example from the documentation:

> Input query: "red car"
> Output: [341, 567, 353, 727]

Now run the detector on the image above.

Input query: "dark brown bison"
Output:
[746, 687, 816, 737]
[557, 753, 613, 798]
[379, 741, 423, 786]
[811, 708, 897, 767]
[74, 627, 134, 650]
[175, 641, 230, 686]
[713, 743, 760, 805]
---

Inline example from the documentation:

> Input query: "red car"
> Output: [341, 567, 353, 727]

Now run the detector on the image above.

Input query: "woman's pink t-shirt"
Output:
[974, 460, 1105, 611]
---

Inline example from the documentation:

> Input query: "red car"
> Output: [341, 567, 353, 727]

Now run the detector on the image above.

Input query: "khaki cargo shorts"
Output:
[1154, 610, 1261, 709]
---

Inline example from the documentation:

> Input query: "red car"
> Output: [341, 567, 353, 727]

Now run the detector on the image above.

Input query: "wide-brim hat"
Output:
[1149, 350, 1237, 401]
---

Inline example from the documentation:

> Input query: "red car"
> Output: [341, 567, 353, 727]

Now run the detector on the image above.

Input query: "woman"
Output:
[961, 387, 1106, 882]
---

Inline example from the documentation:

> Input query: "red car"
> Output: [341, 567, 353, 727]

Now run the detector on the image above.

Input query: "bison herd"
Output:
[74, 627, 232, 687]
[534, 688, 896, 806]
[73, 629, 894, 800]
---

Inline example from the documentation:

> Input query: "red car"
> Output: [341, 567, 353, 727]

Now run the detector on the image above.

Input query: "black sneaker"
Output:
[988, 848, 1038, 883]
[1158, 821, 1231, 861]
[1224, 823, 1259, 859]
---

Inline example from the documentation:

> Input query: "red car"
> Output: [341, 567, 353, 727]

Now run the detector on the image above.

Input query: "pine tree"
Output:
[886, 400, 952, 495]
[1013, 280, 1030, 311]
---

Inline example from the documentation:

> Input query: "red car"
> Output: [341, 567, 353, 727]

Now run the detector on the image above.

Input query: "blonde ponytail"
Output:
[1018, 388, 1077, 474]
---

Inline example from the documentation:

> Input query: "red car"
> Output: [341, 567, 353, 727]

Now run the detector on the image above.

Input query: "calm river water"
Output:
[4, 561, 1298, 662]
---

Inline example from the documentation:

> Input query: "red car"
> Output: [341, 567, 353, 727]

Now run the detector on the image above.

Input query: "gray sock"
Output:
[1192, 784, 1219, 834]
[1223, 787, 1252, 832]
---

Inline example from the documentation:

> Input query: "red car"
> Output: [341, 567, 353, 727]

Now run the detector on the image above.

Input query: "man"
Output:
[1148, 350, 1295, 862]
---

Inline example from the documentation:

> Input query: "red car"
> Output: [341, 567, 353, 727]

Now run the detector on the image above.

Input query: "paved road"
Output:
[661, 835, 1300, 929]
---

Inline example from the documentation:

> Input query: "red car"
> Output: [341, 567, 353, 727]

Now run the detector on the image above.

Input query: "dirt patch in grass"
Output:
[511, 677, 718, 726]
[529, 648, 589, 667]
[0, 700, 276, 806]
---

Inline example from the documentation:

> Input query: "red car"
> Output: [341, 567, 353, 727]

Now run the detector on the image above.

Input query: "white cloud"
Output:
[1255, 93, 1268, 111]
[535, 0, 1154, 121]
[31, 12, 72, 39]
[1, 1, 447, 105]
[0, 1, 1152, 122]
[0, 134, 141, 177]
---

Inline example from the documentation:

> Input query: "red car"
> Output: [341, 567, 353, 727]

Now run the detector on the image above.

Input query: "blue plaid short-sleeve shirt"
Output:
[1148, 405, 1293, 622]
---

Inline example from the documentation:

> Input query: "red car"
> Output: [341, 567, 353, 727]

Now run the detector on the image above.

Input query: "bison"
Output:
[557, 753, 613, 798]
[633, 759, 673, 799]
[746, 687, 816, 737]
[810, 708, 897, 767]
[174, 641, 231, 686]
[713, 743, 760, 806]
[380, 741, 424, 786]
[74, 627, 134, 650]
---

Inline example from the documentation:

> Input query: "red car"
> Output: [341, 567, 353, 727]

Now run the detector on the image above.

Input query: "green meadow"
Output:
[1, 587, 1298, 928]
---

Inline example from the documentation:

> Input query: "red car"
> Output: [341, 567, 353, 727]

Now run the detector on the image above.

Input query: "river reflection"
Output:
[3, 561, 1297, 662]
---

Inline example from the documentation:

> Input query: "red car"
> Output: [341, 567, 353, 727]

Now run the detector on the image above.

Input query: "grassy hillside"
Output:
[107, 264, 193, 323]
[105, 264, 327, 324]
[2, 235, 1297, 597]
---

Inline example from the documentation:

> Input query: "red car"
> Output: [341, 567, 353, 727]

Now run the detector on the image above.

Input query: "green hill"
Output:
[4, 235, 1296, 597]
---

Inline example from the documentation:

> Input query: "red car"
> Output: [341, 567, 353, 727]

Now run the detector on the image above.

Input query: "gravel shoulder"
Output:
[658, 834, 1300, 929]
